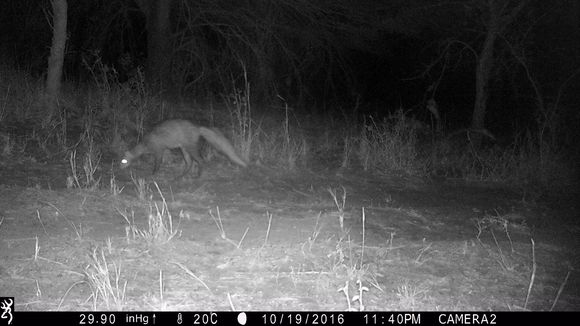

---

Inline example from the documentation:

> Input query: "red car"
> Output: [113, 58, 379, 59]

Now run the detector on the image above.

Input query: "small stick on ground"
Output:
[227, 293, 236, 311]
[263, 211, 273, 247]
[550, 269, 571, 311]
[209, 207, 241, 248]
[173, 262, 212, 293]
[524, 238, 536, 310]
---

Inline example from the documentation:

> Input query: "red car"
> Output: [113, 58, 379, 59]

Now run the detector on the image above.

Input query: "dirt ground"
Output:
[0, 157, 578, 311]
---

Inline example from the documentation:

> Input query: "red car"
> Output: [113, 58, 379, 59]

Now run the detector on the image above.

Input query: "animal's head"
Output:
[120, 151, 133, 169]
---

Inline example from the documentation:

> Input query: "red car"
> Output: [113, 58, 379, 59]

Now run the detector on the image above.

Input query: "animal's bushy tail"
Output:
[199, 127, 248, 167]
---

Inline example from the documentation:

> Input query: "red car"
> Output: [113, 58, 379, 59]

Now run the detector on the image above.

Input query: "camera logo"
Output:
[0, 298, 13, 325]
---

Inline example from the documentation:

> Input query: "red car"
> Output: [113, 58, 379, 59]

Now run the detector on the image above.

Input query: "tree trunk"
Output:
[136, 0, 173, 92]
[254, 49, 274, 104]
[472, 2, 500, 132]
[472, 0, 530, 133]
[253, 3, 274, 104]
[45, 0, 67, 123]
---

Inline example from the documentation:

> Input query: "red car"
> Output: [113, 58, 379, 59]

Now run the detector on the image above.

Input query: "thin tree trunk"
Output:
[254, 49, 273, 104]
[253, 2, 274, 104]
[472, 2, 499, 132]
[45, 0, 67, 122]
[472, 0, 530, 133]
[146, 0, 173, 92]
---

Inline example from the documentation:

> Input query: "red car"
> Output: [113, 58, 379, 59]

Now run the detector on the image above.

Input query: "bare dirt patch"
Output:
[1, 160, 578, 311]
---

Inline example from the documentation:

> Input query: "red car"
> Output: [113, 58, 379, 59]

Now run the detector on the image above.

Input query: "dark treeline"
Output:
[0, 0, 579, 134]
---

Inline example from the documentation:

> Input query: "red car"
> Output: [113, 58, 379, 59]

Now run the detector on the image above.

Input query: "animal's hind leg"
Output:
[178, 146, 194, 177]
[188, 143, 203, 177]
[152, 151, 164, 174]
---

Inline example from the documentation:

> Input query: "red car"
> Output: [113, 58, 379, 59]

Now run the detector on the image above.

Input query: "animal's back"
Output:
[145, 119, 200, 150]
